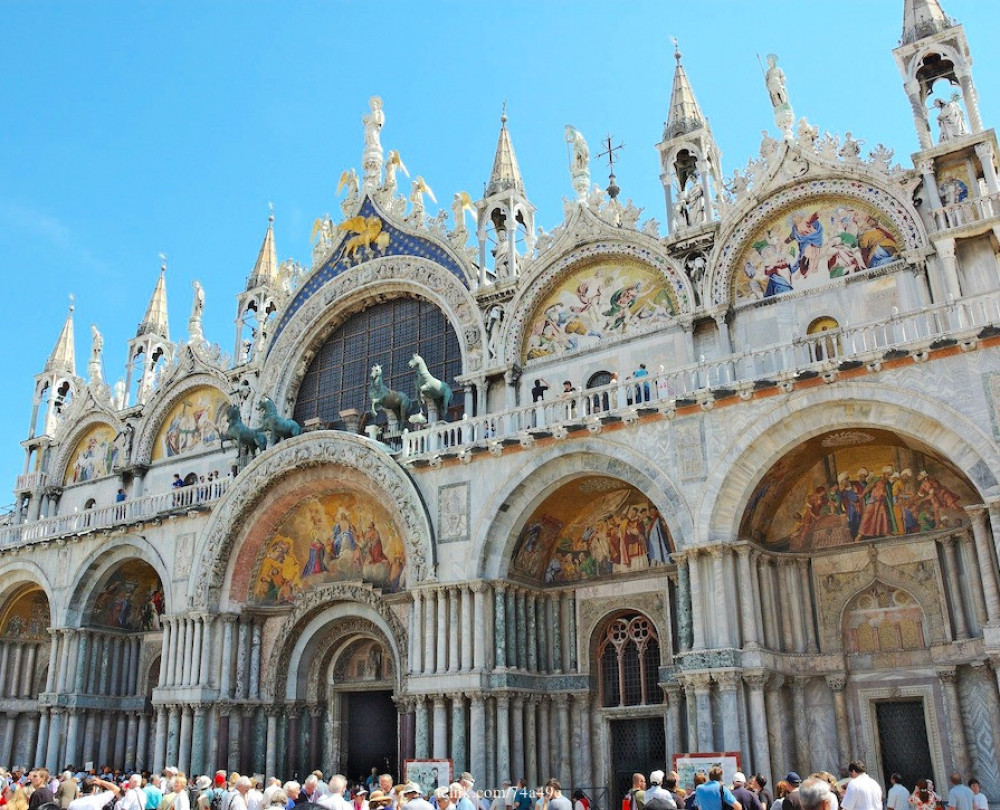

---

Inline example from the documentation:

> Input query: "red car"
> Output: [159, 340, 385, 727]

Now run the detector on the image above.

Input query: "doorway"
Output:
[609, 717, 665, 808]
[344, 690, 398, 782]
[875, 700, 933, 789]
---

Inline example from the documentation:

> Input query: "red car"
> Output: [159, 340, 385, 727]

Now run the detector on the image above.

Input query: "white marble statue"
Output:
[362, 96, 385, 191]
[407, 177, 435, 226]
[765, 53, 795, 139]
[113, 378, 126, 410]
[451, 191, 475, 236]
[89, 324, 103, 383]
[189, 280, 205, 345]
[564, 125, 591, 201]
[338, 168, 360, 216]
[839, 132, 864, 162]
[936, 94, 969, 142]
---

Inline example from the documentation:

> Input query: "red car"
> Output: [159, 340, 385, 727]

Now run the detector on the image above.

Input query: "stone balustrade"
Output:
[931, 191, 1000, 233]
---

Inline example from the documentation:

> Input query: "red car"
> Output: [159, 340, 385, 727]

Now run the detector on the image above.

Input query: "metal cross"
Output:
[597, 134, 624, 174]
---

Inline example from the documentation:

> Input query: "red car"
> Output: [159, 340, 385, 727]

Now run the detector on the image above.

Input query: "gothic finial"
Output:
[68, 293, 75, 313]
[268, 201, 275, 223]
[673, 37, 681, 64]
[159, 252, 167, 273]
[501, 100, 507, 125]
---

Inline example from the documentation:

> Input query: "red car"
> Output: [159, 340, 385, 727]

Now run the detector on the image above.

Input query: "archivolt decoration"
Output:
[710, 178, 924, 306]
[503, 242, 691, 368]
[189, 433, 436, 610]
[52, 414, 124, 487]
[258, 255, 483, 411]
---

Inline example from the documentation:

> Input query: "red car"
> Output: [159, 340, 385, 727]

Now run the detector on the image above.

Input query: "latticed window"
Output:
[294, 297, 463, 428]
[599, 614, 663, 707]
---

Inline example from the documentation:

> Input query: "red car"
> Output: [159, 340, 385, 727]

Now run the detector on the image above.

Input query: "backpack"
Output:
[210, 790, 225, 810]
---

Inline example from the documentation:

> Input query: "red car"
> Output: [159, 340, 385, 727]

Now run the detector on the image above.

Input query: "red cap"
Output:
[214, 775, 226, 786]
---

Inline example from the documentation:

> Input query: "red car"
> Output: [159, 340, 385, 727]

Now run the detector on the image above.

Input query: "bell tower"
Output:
[656, 42, 723, 237]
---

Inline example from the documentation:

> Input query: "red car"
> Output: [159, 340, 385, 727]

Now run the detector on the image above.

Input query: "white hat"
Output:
[733, 773, 747, 785]
[650, 771, 664, 786]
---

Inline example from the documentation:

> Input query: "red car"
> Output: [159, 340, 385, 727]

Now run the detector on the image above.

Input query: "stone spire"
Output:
[486, 108, 525, 196]
[664, 41, 707, 140]
[901, 0, 951, 45]
[247, 209, 279, 289]
[137, 259, 169, 340]
[45, 297, 76, 375]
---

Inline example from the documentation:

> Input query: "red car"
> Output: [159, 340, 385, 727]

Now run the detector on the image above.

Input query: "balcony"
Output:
[15, 471, 47, 492]
[0, 480, 230, 549]
[401, 287, 1000, 459]
[930, 191, 1000, 234]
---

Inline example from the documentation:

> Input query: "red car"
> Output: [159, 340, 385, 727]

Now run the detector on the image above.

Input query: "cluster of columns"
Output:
[408, 584, 579, 676]
[0, 637, 45, 699]
[410, 691, 595, 791]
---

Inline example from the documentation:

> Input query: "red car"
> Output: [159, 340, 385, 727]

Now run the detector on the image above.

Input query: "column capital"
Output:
[917, 158, 937, 176]
[825, 672, 848, 692]
[966, 504, 989, 523]
[743, 670, 770, 691]
[217, 702, 234, 717]
[735, 544, 752, 558]
[937, 666, 959, 684]
[494, 581, 507, 594]
[495, 692, 511, 708]
[974, 141, 994, 160]
[662, 684, 683, 701]
[551, 692, 569, 706]
[687, 672, 713, 693]
[470, 581, 488, 594]
[791, 675, 810, 690]
[193, 705, 207, 718]
[713, 670, 740, 691]
[307, 702, 323, 717]
[432, 694, 448, 708]
[264, 704, 282, 718]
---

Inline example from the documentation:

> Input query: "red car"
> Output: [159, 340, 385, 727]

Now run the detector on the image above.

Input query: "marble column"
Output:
[759, 558, 780, 650]
[309, 704, 323, 771]
[791, 678, 809, 773]
[184, 618, 197, 687]
[424, 588, 437, 674]
[215, 705, 231, 773]
[437, 588, 448, 675]
[693, 674, 714, 751]
[938, 667, 969, 775]
[35, 709, 50, 768]
[415, 697, 430, 759]
[159, 619, 172, 687]
[495, 694, 511, 782]
[250, 618, 263, 699]
[472, 584, 487, 671]
[265, 707, 279, 780]
[798, 559, 818, 653]
[715, 672, 742, 754]
[448, 589, 460, 674]
[760, 675, 784, 783]
[743, 672, 770, 777]
[451, 694, 467, 773]
[826, 674, 850, 768]
[461, 587, 473, 671]
[494, 584, 507, 669]
[778, 562, 796, 652]
[570, 694, 589, 790]
[712, 549, 731, 647]
[469, 694, 486, 785]
[124, 712, 138, 771]
[46, 708, 63, 770]
[199, 616, 213, 687]
[550, 593, 563, 673]
[236, 617, 250, 699]
[220, 616, 236, 698]
[537, 697, 551, 781]
[506, 589, 518, 668]
[524, 696, 538, 788]
[432, 695, 448, 759]
[664, 685, 683, 758]
[736, 546, 759, 648]
[942, 537, 971, 639]
[688, 553, 706, 650]
[45, 631, 60, 693]
[57, 630, 73, 693]
[516, 591, 528, 670]
[136, 712, 149, 773]
[967, 507, 1000, 624]
[526, 592, 539, 672]
[563, 591, 576, 671]
[286, 705, 300, 778]
[671, 554, 691, 653]
[410, 590, 423, 674]
[189, 706, 206, 776]
[167, 704, 181, 767]
[510, 694, 525, 785]
[153, 707, 167, 773]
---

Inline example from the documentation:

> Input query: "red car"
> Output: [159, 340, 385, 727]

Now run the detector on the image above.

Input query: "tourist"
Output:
[841, 762, 881, 810]
[146, 776, 164, 810]
[544, 781, 570, 810]
[684, 773, 708, 810]
[571, 791, 591, 810]
[532, 379, 549, 403]
[969, 782, 987, 810]
[800, 780, 831, 810]
[749, 776, 772, 810]
[320, 777, 350, 810]
[733, 774, 762, 810]
[67, 777, 121, 810]
[633, 363, 650, 403]
[645, 773, 670, 806]
[781, 774, 803, 810]
[908, 780, 938, 810]
[28, 769, 55, 810]
[402, 784, 433, 810]
[56, 772, 78, 810]
[947, 774, 974, 810]
[120, 775, 146, 810]
[695, 767, 741, 810]
[886, 775, 908, 810]
[351, 788, 369, 810]
[664, 774, 685, 809]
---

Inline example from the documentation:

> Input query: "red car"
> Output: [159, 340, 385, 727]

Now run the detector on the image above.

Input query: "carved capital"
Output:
[917, 158, 937, 177]
[714, 670, 740, 691]
[825, 673, 848, 692]
[743, 670, 770, 691]
[937, 666, 959, 685]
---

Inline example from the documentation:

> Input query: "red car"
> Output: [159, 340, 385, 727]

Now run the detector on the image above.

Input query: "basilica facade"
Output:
[4, 0, 1000, 804]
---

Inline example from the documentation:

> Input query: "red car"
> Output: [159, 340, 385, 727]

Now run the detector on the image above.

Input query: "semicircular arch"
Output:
[133, 373, 232, 466]
[259, 257, 484, 413]
[51, 414, 124, 487]
[833, 576, 941, 655]
[709, 175, 927, 306]
[698, 382, 1000, 548]
[189, 432, 435, 611]
[503, 240, 692, 369]
[476, 438, 693, 580]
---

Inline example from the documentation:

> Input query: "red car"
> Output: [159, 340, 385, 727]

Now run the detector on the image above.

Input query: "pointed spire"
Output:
[137, 257, 170, 339]
[486, 105, 525, 196]
[45, 295, 76, 375]
[901, 0, 952, 45]
[665, 39, 708, 140]
[248, 206, 279, 289]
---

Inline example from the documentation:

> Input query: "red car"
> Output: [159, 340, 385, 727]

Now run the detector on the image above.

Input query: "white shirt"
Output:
[972, 794, 988, 810]
[122, 788, 147, 810]
[247, 792, 264, 810]
[948, 786, 975, 810]
[229, 794, 248, 810]
[70, 793, 120, 810]
[887, 785, 909, 810]
[318, 795, 350, 810]
[842, 774, 883, 810]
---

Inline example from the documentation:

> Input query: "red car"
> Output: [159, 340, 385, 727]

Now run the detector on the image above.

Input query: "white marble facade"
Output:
[4, 1, 1000, 803]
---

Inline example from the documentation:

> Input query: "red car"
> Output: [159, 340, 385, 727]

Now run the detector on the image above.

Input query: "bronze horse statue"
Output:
[221, 404, 267, 458]
[369, 364, 411, 425]
[257, 396, 302, 447]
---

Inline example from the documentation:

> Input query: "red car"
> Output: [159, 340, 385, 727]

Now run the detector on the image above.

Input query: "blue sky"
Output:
[1, 1, 997, 500]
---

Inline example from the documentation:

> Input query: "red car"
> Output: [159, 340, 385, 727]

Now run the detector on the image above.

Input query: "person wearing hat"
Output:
[401, 783, 432, 810]
[732, 774, 761, 810]
[781, 774, 803, 810]
[367, 792, 393, 810]
[351, 788, 369, 810]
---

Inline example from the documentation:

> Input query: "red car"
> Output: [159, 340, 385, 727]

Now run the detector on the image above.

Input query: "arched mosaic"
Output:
[151, 385, 229, 461]
[250, 491, 406, 605]
[511, 476, 673, 583]
[64, 423, 119, 484]
[739, 428, 977, 550]
[87, 560, 165, 632]
[0, 586, 49, 640]
[522, 257, 680, 362]
[733, 196, 902, 302]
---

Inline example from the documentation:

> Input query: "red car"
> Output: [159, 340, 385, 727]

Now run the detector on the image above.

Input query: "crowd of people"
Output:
[0, 762, 991, 810]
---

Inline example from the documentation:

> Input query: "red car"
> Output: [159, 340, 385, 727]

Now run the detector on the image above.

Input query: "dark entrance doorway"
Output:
[875, 700, 933, 789]
[345, 690, 398, 782]
[610, 717, 665, 808]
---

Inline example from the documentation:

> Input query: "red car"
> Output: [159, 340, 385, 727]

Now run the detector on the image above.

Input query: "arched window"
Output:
[598, 613, 662, 707]
[806, 316, 841, 361]
[587, 370, 613, 412]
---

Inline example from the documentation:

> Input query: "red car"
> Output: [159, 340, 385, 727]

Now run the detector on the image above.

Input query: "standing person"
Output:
[664, 775, 685, 809]
[947, 775, 974, 810]
[969, 782, 987, 810]
[401, 784, 433, 810]
[799, 781, 831, 810]
[246, 780, 264, 810]
[628, 774, 647, 810]
[67, 777, 122, 810]
[695, 767, 741, 810]
[841, 762, 881, 810]
[886, 776, 908, 810]
[56, 772, 79, 810]
[908, 780, 938, 810]
[781, 774, 803, 810]
[531, 380, 549, 403]
[749, 776, 772, 810]
[229, 778, 251, 810]
[28, 769, 55, 810]
[646, 773, 669, 805]
[571, 791, 591, 810]
[145, 776, 164, 810]
[120, 775, 146, 810]
[319, 777, 350, 810]
[352, 789, 369, 810]
[732, 774, 762, 810]
[544, 782, 570, 810]
[685, 773, 708, 810]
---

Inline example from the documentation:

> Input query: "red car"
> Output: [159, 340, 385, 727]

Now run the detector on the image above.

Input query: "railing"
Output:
[0, 480, 230, 548]
[402, 287, 1000, 458]
[15, 472, 47, 492]
[931, 191, 1000, 232]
